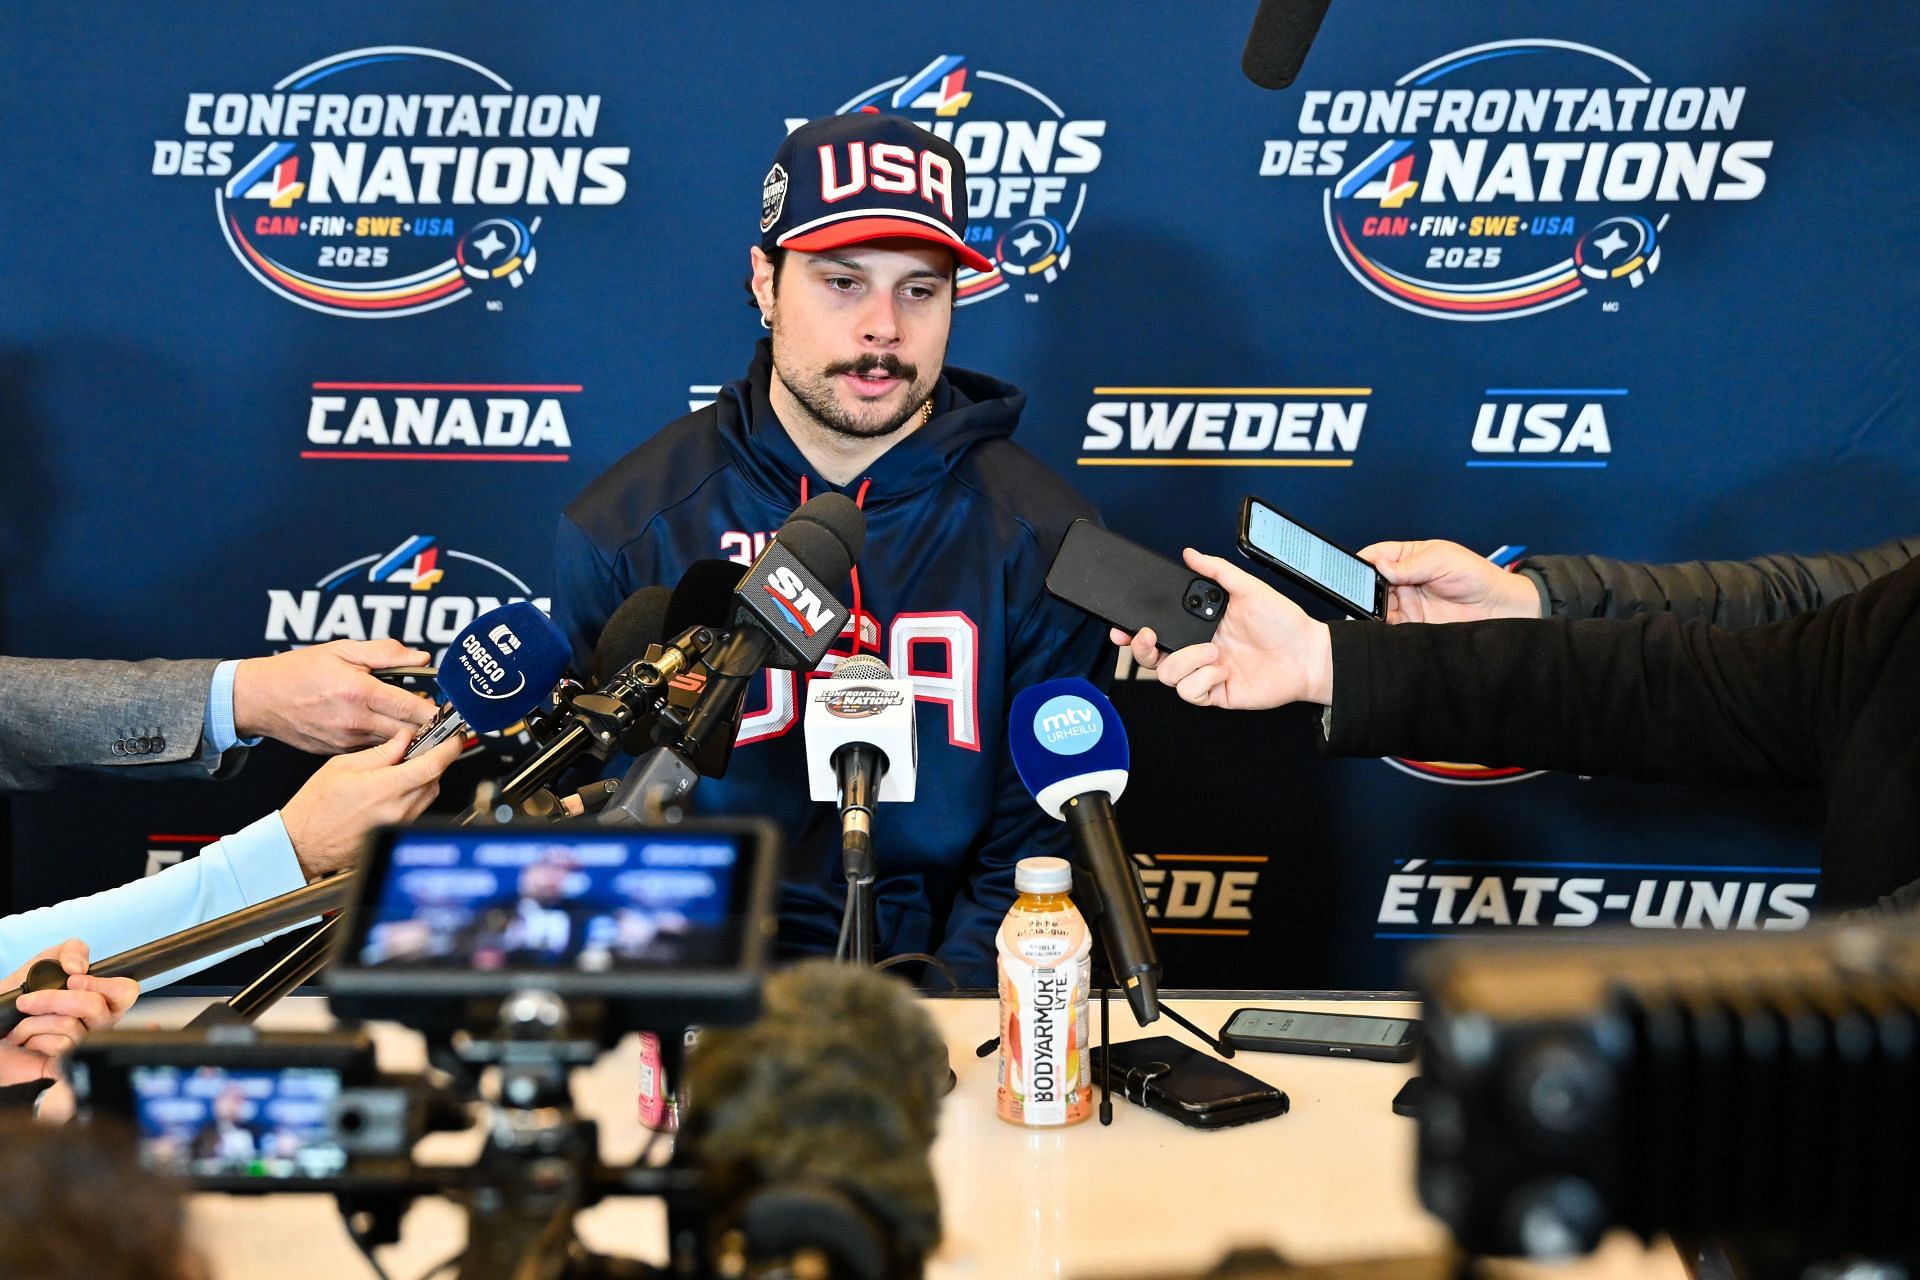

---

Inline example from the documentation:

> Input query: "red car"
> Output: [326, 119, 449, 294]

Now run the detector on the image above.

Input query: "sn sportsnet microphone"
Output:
[681, 495, 866, 758]
[683, 961, 946, 1280]
[404, 600, 571, 759]
[1008, 678, 1161, 1025]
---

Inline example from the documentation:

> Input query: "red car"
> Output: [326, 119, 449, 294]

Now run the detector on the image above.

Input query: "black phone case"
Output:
[1045, 519, 1225, 651]
[1089, 1035, 1290, 1130]
[1221, 1007, 1422, 1062]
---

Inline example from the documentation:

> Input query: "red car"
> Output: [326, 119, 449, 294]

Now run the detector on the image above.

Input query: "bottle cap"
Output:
[1015, 856, 1073, 895]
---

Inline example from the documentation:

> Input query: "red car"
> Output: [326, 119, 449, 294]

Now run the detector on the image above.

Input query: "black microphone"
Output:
[683, 961, 946, 1280]
[1242, 0, 1332, 90]
[681, 495, 866, 758]
[470, 586, 676, 818]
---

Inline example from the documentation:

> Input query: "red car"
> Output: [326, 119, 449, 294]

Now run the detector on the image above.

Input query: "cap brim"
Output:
[781, 216, 995, 275]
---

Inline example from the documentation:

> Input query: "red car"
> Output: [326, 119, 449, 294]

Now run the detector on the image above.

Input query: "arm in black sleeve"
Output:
[1322, 556, 1920, 788]
[1518, 534, 1920, 628]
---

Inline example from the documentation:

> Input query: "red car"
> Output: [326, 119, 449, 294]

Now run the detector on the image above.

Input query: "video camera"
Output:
[69, 818, 784, 1280]
[1413, 920, 1920, 1276]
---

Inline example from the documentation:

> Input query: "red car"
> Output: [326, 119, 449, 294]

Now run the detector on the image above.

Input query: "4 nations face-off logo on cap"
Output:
[797, 55, 1107, 306]
[1258, 40, 1776, 321]
[151, 47, 631, 318]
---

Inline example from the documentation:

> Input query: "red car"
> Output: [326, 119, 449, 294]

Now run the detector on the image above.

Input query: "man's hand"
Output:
[1357, 539, 1542, 624]
[3, 940, 140, 1061]
[279, 728, 464, 878]
[232, 639, 437, 754]
[1111, 547, 1333, 710]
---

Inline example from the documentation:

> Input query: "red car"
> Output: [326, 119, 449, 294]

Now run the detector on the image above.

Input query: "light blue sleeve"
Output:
[0, 812, 313, 991]
[204, 658, 264, 754]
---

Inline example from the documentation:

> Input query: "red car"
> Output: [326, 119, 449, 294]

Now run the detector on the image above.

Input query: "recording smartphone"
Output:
[1221, 1007, 1421, 1062]
[1088, 1035, 1290, 1130]
[1045, 519, 1227, 651]
[1236, 496, 1388, 621]
[404, 701, 467, 758]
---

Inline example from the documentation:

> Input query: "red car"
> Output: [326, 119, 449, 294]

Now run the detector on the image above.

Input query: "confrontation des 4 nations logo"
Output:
[801, 55, 1106, 306]
[265, 534, 550, 649]
[152, 46, 630, 318]
[1258, 39, 1775, 321]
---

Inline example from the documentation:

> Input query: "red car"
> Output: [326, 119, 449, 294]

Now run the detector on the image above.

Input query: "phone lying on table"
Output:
[1221, 1007, 1421, 1062]
[1088, 1035, 1290, 1129]
[1237, 496, 1388, 621]
[1045, 519, 1227, 651]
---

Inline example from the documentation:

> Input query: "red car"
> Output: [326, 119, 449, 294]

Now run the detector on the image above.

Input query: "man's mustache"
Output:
[825, 354, 917, 382]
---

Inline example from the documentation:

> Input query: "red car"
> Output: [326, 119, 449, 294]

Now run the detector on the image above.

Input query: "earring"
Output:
[760, 312, 772, 331]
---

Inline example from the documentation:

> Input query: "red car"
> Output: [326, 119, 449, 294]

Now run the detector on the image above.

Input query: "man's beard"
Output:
[771, 336, 939, 441]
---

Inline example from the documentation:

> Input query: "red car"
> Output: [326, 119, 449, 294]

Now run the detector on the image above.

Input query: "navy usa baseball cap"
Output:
[760, 109, 994, 274]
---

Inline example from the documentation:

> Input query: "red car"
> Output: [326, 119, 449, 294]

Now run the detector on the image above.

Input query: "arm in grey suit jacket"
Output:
[0, 656, 248, 794]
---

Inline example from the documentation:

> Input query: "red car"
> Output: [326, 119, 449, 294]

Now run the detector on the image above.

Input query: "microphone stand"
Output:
[0, 874, 355, 1036]
[975, 912, 1234, 1126]
[834, 750, 880, 968]
[186, 915, 347, 1027]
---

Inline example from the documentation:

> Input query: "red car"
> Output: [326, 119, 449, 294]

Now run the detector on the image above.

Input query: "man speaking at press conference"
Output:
[553, 111, 1109, 986]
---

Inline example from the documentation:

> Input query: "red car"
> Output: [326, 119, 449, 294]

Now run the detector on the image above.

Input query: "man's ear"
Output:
[749, 245, 778, 319]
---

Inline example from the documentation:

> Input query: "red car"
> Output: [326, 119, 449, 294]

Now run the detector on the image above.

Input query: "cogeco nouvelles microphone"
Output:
[404, 600, 571, 759]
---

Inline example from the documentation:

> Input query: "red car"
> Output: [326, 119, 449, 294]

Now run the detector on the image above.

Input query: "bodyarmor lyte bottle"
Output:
[996, 856, 1093, 1127]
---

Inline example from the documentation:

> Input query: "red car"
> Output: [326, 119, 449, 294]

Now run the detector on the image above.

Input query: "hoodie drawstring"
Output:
[799, 475, 871, 656]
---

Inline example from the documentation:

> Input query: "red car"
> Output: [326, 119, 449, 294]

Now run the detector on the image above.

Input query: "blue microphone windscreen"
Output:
[440, 601, 571, 733]
[1007, 678, 1130, 819]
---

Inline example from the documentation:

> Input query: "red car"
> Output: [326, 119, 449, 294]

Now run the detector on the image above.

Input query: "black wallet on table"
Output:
[1089, 1035, 1291, 1129]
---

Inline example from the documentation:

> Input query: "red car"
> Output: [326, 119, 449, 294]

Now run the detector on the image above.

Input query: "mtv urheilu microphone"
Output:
[1008, 678, 1161, 1025]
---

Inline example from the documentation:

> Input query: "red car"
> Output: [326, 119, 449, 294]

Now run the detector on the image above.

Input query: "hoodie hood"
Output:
[715, 338, 1025, 509]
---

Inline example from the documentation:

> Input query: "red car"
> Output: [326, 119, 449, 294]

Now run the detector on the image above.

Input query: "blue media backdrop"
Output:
[3, 2, 1916, 989]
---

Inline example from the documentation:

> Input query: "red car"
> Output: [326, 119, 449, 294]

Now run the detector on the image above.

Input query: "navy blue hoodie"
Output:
[554, 340, 1108, 986]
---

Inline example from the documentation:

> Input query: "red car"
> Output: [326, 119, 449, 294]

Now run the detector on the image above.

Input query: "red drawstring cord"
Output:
[849, 478, 871, 655]
[797, 475, 872, 655]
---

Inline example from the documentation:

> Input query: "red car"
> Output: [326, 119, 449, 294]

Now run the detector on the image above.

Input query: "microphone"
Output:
[403, 601, 571, 759]
[804, 655, 918, 885]
[1242, 0, 1333, 90]
[681, 495, 866, 757]
[682, 961, 946, 1280]
[470, 587, 676, 817]
[1007, 678, 1161, 1026]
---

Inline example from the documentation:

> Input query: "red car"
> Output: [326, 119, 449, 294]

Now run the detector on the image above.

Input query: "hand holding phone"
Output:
[1237, 497, 1388, 621]
[1046, 520, 1228, 652]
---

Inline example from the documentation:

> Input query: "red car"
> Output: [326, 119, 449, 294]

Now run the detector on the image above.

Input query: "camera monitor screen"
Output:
[354, 828, 751, 973]
[130, 1064, 346, 1180]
